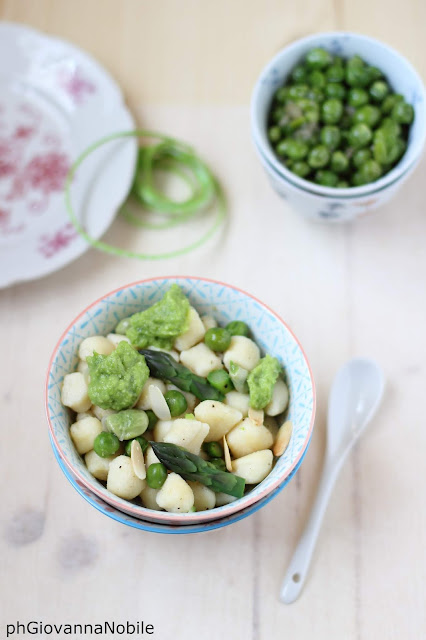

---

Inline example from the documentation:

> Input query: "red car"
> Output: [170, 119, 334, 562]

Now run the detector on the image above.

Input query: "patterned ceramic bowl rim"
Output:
[251, 31, 426, 198]
[46, 276, 316, 524]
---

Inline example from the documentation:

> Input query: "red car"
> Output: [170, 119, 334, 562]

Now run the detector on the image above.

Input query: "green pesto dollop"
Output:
[103, 409, 149, 441]
[87, 341, 149, 410]
[247, 355, 282, 409]
[125, 284, 190, 349]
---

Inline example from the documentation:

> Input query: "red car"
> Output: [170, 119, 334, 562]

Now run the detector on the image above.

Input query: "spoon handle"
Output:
[279, 461, 341, 604]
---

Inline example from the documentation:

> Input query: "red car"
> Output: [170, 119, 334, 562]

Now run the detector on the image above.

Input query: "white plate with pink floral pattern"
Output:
[0, 22, 137, 287]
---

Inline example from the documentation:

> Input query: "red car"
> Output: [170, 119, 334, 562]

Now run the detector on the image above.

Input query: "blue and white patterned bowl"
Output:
[46, 277, 315, 527]
[251, 32, 426, 222]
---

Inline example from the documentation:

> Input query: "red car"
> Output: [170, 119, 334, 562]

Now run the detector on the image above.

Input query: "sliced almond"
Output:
[273, 420, 293, 457]
[131, 439, 146, 480]
[248, 407, 264, 426]
[223, 435, 233, 472]
[149, 384, 171, 420]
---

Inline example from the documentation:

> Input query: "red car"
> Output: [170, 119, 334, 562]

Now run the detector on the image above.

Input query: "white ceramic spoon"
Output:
[280, 357, 385, 604]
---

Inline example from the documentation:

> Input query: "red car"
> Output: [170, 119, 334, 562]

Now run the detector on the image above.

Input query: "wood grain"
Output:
[0, 2, 425, 639]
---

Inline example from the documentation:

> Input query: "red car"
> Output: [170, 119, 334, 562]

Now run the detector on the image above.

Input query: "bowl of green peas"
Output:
[251, 32, 426, 221]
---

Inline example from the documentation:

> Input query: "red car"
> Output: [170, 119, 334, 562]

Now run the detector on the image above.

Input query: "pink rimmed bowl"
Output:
[46, 277, 315, 528]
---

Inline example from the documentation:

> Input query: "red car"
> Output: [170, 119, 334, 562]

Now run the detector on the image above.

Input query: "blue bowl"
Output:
[46, 276, 315, 529]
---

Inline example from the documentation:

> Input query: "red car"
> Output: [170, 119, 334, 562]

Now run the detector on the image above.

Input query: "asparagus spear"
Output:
[150, 442, 245, 498]
[140, 349, 225, 402]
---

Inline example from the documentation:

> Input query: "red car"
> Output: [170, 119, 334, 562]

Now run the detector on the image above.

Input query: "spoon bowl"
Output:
[326, 358, 385, 462]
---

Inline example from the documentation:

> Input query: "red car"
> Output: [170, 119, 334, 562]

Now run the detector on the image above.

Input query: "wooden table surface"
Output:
[1, 2, 425, 639]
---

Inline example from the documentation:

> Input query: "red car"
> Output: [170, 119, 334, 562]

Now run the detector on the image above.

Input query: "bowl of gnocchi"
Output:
[46, 277, 315, 527]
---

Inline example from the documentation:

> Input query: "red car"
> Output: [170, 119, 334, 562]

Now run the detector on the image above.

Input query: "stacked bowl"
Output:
[251, 32, 426, 222]
[46, 277, 315, 534]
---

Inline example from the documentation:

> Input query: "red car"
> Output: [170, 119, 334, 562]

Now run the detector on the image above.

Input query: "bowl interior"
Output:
[46, 277, 315, 524]
[251, 31, 426, 197]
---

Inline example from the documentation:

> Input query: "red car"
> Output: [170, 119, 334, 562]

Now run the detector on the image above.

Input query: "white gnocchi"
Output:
[65, 285, 292, 514]
[223, 336, 260, 372]
[155, 473, 194, 513]
[70, 416, 103, 454]
[163, 418, 210, 455]
[180, 342, 222, 377]
[226, 418, 274, 458]
[194, 400, 242, 442]
[231, 450, 273, 484]
[107, 455, 145, 500]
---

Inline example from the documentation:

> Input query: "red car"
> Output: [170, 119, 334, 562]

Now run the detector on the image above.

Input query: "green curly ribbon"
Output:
[65, 130, 226, 260]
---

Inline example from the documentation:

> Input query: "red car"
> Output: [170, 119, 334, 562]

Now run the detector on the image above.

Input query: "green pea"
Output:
[352, 148, 372, 169]
[320, 125, 341, 149]
[347, 55, 364, 69]
[381, 93, 403, 115]
[325, 83, 346, 99]
[202, 441, 224, 459]
[347, 88, 369, 108]
[308, 145, 330, 168]
[164, 390, 188, 417]
[288, 84, 309, 99]
[391, 101, 414, 124]
[367, 66, 383, 82]
[291, 161, 310, 177]
[291, 65, 308, 84]
[315, 170, 338, 187]
[204, 327, 232, 352]
[331, 151, 349, 173]
[321, 99, 343, 124]
[145, 409, 158, 431]
[306, 87, 324, 102]
[360, 159, 382, 183]
[387, 138, 406, 164]
[207, 369, 234, 394]
[304, 107, 320, 123]
[346, 65, 370, 88]
[336, 180, 349, 188]
[294, 98, 315, 110]
[308, 70, 326, 89]
[146, 463, 168, 489]
[93, 432, 120, 458]
[276, 139, 309, 160]
[326, 64, 345, 83]
[124, 436, 148, 457]
[209, 458, 226, 471]
[274, 87, 289, 103]
[353, 105, 381, 128]
[226, 321, 250, 337]
[305, 47, 333, 69]
[348, 123, 372, 148]
[369, 80, 389, 102]
[381, 118, 402, 138]
[268, 126, 281, 143]
[287, 116, 306, 132]
[372, 129, 389, 165]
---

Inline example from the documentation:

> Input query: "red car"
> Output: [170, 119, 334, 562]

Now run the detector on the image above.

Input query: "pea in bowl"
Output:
[251, 32, 426, 221]
[46, 277, 315, 527]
